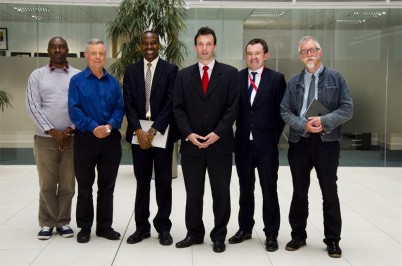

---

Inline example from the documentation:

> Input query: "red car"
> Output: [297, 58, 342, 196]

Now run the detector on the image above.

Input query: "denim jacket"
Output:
[280, 66, 353, 143]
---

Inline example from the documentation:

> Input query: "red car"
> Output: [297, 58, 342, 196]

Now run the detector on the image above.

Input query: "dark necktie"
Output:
[202, 66, 209, 95]
[307, 74, 315, 105]
[248, 72, 257, 97]
[145, 62, 152, 116]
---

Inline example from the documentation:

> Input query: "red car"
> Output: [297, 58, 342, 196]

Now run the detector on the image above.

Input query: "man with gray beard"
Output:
[280, 36, 353, 258]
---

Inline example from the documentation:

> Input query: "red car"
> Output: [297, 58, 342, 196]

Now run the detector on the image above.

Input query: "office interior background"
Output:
[0, 0, 401, 167]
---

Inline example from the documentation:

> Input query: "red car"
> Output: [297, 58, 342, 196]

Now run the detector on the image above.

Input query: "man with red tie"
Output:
[173, 26, 240, 253]
[229, 38, 286, 252]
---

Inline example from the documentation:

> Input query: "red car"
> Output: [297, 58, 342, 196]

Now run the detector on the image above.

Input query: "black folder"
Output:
[304, 99, 330, 117]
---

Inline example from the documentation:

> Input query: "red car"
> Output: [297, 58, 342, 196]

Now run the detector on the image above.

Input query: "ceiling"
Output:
[0, 3, 400, 30]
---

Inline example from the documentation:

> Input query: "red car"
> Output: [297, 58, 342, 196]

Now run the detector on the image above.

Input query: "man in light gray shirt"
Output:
[26, 36, 80, 240]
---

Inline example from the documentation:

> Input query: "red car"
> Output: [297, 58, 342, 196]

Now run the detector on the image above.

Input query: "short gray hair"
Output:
[84, 38, 104, 52]
[298, 36, 321, 53]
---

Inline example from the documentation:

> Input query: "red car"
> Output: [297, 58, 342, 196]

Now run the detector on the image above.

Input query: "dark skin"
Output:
[46, 37, 74, 152]
[135, 32, 161, 149]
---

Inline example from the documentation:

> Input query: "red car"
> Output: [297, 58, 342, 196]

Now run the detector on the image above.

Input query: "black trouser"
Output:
[131, 141, 173, 233]
[235, 140, 280, 237]
[74, 130, 122, 230]
[181, 153, 232, 242]
[288, 134, 341, 243]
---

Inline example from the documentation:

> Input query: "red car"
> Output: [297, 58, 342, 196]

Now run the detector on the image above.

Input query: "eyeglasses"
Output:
[299, 48, 320, 55]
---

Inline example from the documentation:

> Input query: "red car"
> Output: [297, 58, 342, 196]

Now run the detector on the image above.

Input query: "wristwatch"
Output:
[148, 127, 157, 136]
[105, 124, 111, 134]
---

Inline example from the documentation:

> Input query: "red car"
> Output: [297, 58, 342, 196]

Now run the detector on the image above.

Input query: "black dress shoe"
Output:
[285, 239, 306, 251]
[175, 236, 203, 248]
[265, 236, 278, 252]
[96, 228, 121, 240]
[228, 230, 252, 244]
[127, 231, 151, 244]
[77, 228, 91, 243]
[213, 240, 226, 253]
[158, 231, 173, 246]
[327, 242, 342, 258]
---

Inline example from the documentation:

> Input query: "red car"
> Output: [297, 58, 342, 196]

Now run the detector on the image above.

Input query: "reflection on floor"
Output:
[1, 165, 402, 266]
[1, 144, 401, 167]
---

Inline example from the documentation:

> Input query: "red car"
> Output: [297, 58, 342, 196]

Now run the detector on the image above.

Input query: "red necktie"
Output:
[202, 65, 209, 95]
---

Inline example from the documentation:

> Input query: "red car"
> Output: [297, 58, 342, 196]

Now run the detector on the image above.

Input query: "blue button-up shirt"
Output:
[68, 66, 124, 132]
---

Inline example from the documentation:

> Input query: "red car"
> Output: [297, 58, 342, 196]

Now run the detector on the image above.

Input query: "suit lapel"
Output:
[190, 63, 205, 98]
[205, 61, 222, 98]
[240, 70, 250, 106]
[151, 59, 165, 98]
[136, 61, 146, 100]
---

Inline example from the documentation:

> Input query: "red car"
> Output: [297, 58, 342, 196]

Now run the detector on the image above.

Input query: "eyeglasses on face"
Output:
[299, 48, 320, 55]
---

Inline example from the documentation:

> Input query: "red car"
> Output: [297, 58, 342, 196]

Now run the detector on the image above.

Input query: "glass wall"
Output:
[0, 2, 401, 166]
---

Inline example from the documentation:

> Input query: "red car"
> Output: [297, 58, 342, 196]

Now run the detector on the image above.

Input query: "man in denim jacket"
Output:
[280, 36, 353, 258]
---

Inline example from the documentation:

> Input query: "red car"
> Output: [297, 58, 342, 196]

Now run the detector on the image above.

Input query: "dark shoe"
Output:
[175, 236, 203, 248]
[56, 224, 74, 238]
[96, 228, 121, 240]
[265, 236, 278, 252]
[38, 226, 53, 240]
[127, 231, 151, 244]
[228, 230, 252, 244]
[77, 228, 91, 243]
[327, 242, 342, 258]
[285, 239, 306, 251]
[213, 240, 226, 253]
[158, 231, 173, 246]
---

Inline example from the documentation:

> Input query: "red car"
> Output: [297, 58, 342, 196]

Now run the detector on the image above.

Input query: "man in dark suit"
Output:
[123, 31, 178, 246]
[228, 38, 286, 252]
[173, 27, 240, 253]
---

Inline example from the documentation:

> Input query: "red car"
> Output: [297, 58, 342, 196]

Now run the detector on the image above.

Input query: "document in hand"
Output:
[132, 120, 170, 149]
[304, 99, 330, 118]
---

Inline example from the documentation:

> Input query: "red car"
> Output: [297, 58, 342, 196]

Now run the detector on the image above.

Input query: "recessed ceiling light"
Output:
[336, 19, 366, 24]
[14, 7, 51, 13]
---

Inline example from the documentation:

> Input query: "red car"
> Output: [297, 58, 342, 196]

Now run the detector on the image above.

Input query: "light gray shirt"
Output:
[26, 64, 80, 137]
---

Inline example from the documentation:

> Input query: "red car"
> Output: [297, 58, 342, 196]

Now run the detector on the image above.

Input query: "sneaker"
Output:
[57, 224, 74, 238]
[38, 226, 53, 240]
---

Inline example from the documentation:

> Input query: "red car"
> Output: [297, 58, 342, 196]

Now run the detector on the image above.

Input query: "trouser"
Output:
[74, 130, 122, 230]
[33, 135, 75, 227]
[288, 134, 342, 243]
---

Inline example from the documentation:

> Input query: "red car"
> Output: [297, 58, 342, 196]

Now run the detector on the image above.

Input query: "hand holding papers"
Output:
[132, 120, 170, 149]
[304, 99, 330, 118]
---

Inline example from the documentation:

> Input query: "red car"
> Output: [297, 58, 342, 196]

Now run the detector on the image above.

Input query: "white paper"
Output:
[131, 120, 170, 149]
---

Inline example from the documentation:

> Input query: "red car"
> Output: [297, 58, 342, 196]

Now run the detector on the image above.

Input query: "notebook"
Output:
[132, 120, 170, 149]
[304, 99, 330, 118]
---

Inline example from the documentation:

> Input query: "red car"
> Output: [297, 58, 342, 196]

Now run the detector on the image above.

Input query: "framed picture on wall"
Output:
[0, 28, 8, 50]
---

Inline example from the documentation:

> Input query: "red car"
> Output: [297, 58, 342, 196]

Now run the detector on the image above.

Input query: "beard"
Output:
[303, 55, 320, 69]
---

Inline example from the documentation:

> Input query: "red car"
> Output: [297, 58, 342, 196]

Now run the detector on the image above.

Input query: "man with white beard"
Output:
[280, 36, 353, 258]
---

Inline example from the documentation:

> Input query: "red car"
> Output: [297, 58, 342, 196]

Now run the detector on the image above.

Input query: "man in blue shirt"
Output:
[68, 38, 124, 244]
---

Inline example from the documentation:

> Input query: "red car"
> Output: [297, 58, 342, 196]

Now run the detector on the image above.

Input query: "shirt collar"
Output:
[48, 61, 70, 74]
[198, 60, 215, 72]
[144, 57, 159, 68]
[248, 66, 264, 76]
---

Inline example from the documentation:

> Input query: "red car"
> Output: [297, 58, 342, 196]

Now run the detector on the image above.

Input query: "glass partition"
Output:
[0, 2, 401, 167]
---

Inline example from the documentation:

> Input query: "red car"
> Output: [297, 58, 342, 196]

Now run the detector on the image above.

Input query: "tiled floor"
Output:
[1, 165, 402, 266]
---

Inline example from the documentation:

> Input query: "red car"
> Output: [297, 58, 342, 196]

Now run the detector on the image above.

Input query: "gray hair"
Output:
[84, 38, 105, 52]
[298, 36, 321, 53]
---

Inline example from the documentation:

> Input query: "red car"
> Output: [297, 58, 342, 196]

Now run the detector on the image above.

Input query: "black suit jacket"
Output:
[123, 58, 179, 143]
[235, 67, 286, 152]
[173, 61, 240, 156]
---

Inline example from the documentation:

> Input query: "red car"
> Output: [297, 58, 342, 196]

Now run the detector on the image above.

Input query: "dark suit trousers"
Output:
[235, 140, 280, 237]
[181, 153, 232, 242]
[74, 130, 122, 230]
[288, 134, 341, 243]
[131, 142, 173, 233]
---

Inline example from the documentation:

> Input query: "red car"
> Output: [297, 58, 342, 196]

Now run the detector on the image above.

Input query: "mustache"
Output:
[303, 55, 320, 62]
